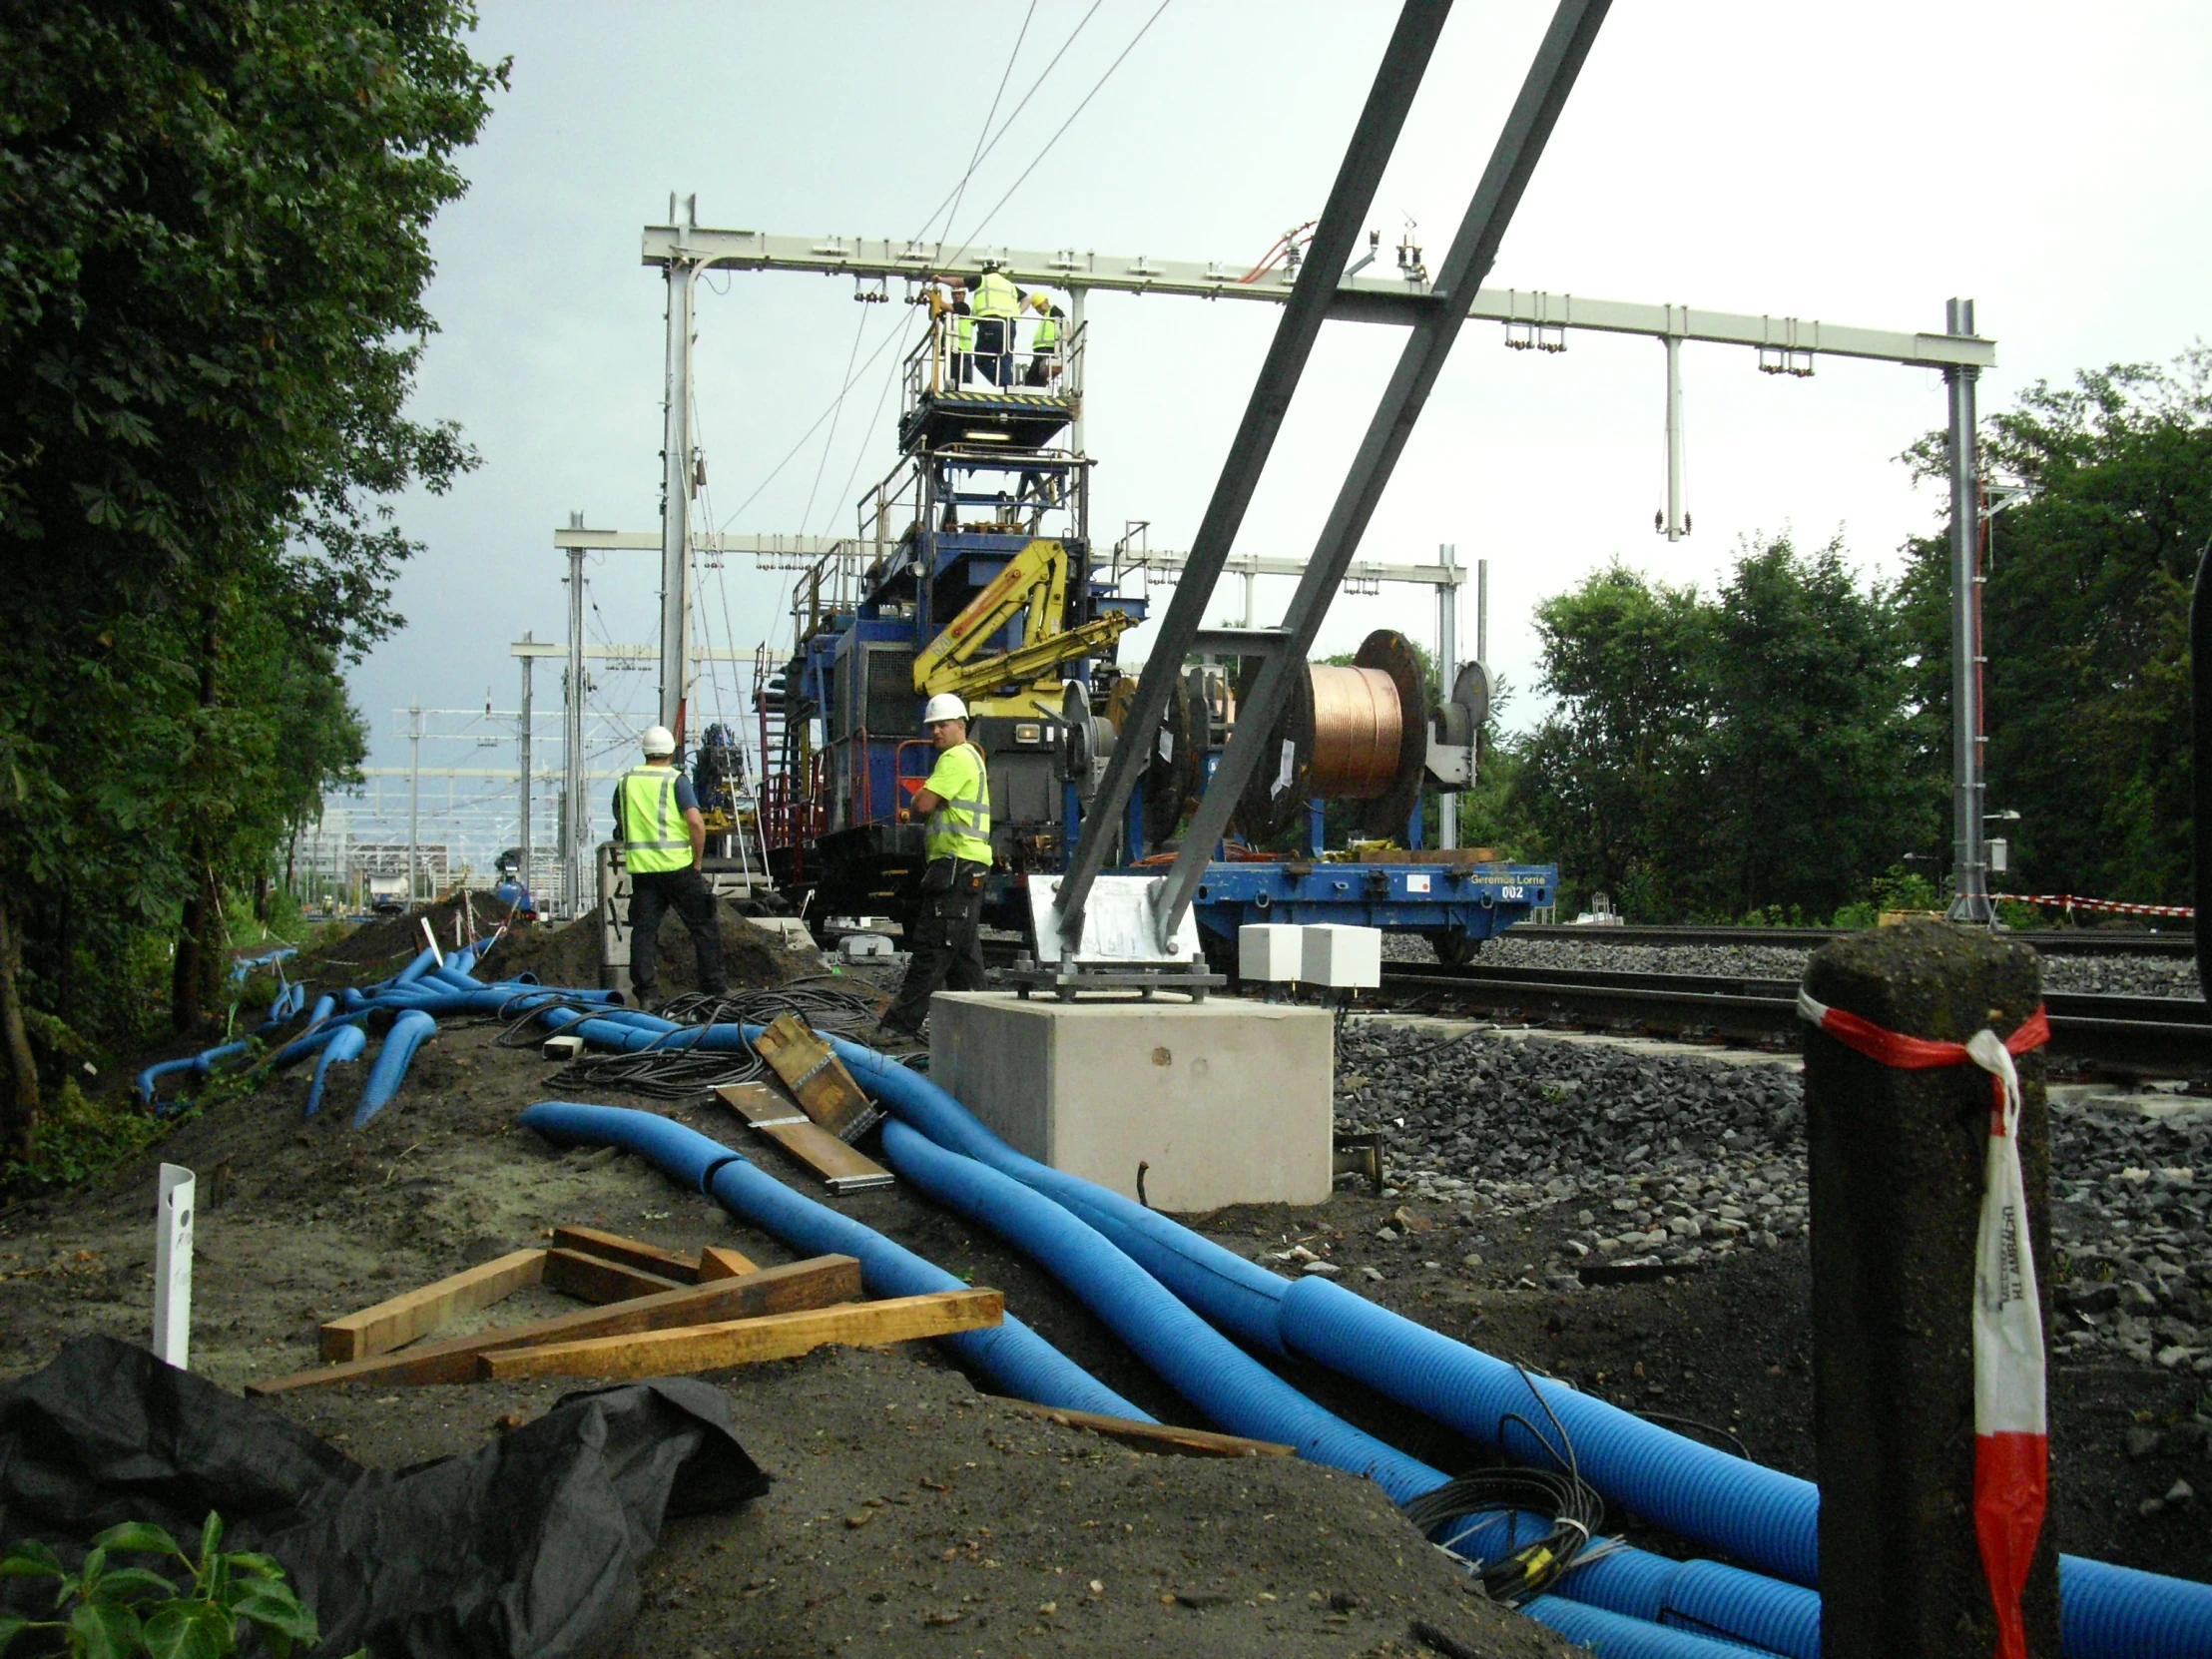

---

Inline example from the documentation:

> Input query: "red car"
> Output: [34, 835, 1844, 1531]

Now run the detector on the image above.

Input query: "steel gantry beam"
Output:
[639, 239, 1995, 374]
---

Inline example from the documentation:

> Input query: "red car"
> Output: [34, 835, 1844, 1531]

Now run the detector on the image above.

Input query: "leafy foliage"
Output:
[1502, 539, 1931, 921]
[0, 2, 506, 1150]
[0, 1513, 354, 1659]
[1899, 347, 2212, 905]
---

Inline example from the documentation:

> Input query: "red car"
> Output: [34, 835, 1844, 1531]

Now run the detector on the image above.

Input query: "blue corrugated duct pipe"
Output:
[511, 1003, 2212, 1658]
[517, 1101, 1144, 1420]
[878, 1117, 1443, 1502]
[353, 1010, 435, 1128]
[303, 1024, 366, 1118]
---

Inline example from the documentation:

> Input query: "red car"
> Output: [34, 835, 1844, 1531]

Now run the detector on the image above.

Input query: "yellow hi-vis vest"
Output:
[620, 765, 692, 874]
[1034, 307, 1060, 349]
[972, 271, 1020, 320]
[922, 743, 992, 863]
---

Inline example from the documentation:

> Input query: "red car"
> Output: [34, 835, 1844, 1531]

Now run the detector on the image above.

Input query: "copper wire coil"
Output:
[1307, 665, 1404, 800]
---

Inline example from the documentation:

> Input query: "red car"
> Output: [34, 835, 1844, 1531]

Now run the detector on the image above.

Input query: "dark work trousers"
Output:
[971, 318, 1011, 386]
[884, 858, 988, 1033]
[628, 864, 727, 1000]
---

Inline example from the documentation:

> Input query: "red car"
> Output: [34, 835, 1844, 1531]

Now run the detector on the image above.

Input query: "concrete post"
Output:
[1803, 920, 2057, 1659]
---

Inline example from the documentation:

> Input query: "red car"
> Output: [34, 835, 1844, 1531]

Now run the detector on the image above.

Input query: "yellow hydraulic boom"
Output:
[911, 537, 1132, 702]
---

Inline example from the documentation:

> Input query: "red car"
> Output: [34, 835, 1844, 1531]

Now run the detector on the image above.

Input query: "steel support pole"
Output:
[1476, 556, 1488, 665]
[1942, 296, 1992, 925]
[1437, 542, 1457, 850]
[406, 703, 422, 904]
[1068, 286, 1087, 456]
[660, 245, 695, 755]
[1054, 0, 1455, 942]
[1151, 0, 1612, 950]
[1663, 332, 1686, 540]
[565, 544, 587, 916]
[517, 640, 534, 895]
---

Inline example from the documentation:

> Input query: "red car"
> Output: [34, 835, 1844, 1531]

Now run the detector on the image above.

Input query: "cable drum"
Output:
[1233, 628, 1430, 841]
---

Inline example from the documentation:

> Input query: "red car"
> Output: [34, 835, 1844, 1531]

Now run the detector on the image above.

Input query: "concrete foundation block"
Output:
[1239, 924, 1304, 982]
[928, 992, 1334, 1211]
[1301, 924, 1381, 988]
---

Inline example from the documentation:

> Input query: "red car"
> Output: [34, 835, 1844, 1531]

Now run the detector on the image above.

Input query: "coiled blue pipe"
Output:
[271, 1012, 370, 1069]
[878, 1117, 1442, 1502]
[303, 993, 335, 1031]
[1525, 1593, 1779, 1658]
[304, 1024, 367, 1119]
[518, 1102, 1143, 1420]
[354, 1010, 435, 1127]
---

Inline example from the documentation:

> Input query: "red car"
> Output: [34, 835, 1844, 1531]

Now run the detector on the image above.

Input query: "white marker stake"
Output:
[153, 1163, 195, 1368]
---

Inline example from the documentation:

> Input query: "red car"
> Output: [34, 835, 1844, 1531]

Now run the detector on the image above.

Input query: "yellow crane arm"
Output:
[914, 537, 1077, 695]
[925, 612, 1135, 702]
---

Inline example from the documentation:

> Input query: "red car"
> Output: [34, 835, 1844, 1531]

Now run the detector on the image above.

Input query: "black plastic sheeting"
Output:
[0, 1337, 768, 1658]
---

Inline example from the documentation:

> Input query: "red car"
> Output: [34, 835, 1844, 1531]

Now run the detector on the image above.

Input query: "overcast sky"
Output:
[343, 0, 2211, 854]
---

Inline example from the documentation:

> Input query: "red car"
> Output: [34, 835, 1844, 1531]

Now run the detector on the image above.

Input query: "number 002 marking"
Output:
[1501, 886, 1527, 900]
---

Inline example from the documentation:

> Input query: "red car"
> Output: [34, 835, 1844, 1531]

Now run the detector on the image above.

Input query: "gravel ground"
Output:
[1330, 1018, 2212, 1382]
[1379, 931, 2204, 1000]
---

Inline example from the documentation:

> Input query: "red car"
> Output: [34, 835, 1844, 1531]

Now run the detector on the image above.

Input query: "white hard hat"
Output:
[641, 725, 678, 757]
[922, 694, 968, 727]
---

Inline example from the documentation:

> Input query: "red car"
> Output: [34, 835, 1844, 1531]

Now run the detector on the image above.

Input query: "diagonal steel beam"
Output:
[1149, 0, 1612, 950]
[1051, 0, 1455, 943]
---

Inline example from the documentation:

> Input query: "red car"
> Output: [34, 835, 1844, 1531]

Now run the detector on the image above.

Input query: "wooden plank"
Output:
[752, 1117, 895, 1193]
[752, 1014, 881, 1142]
[318, 1249, 546, 1363]
[249, 1257, 863, 1395]
[697, 1244, 763, 1281]
[551, 1225, 702, 1283]
[982, 1396, 1297, 1459]
[716, 1081, 806, 1128]
[479, 1289, 1004, 1382]
[542, 1247, 687, 1305]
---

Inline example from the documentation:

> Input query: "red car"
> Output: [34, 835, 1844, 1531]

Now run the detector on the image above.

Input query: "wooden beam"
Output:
[981, 1396, 1297, 1459]
[697, 1244, 763, 1281]
[318, 1249, 546, 1363]
[250, 1257, 862, 1394]
[478, 1289, 1004, 1382]
[552, 1225, 702, 1283]
[543, 1247, 687, 1305]
[751, 1014, 881, 1142]
[750, 1117, 894, 1194]
[716, 1081, 803, 1127]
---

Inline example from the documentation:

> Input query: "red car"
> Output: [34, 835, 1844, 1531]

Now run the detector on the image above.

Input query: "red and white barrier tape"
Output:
[2001, 892, 2194, 919]
[1797, 989, 2052, 1659]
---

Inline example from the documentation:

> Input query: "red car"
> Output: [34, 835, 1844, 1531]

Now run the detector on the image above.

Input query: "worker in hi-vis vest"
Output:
[1022, 289, 1064, 386]
[880, 693, 991, 1037]
[611, 726, 728, 1008]
[969, 264, 1020, 387]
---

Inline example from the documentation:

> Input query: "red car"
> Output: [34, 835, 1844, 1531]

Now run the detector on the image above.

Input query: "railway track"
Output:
[1377, 962, 2212, 1073]
[1503, 923, 2195, 957]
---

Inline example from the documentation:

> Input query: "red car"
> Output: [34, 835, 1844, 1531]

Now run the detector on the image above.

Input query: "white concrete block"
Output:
[929, 994, 1333, 1210]
[1238, 924, 1305, 982]
[1301, 924, 1381, 988]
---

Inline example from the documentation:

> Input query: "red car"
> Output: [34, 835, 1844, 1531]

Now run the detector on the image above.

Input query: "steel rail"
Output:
[1499, 924, 2199, 959]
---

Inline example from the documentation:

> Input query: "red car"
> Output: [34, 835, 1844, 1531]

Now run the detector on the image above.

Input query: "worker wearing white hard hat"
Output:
[880, 694, 992, 1038]
[611, 725, 727, 1008]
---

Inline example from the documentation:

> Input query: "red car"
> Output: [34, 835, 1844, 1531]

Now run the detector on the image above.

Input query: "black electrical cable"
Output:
[1397, 1364, 1605, 1604]
[1632, 1408, 1751, 1461]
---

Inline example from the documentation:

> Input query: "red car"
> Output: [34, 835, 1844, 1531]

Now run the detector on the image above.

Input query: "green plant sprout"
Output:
[0, 1512, 357, 1659]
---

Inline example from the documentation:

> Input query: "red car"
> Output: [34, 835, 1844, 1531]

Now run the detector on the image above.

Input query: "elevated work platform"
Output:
[928, 992, 1333, 1212]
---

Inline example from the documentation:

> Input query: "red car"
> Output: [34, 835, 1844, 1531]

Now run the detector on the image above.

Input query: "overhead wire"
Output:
[944, 0, 1175, 266]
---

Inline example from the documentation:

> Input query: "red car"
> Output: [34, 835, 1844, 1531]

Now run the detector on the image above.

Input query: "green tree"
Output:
[1506, 563, 1712, 916]
[0, 2, 504, 1155]
[1701, 537, 1926, 918]
[1900, 347, 2212, 905]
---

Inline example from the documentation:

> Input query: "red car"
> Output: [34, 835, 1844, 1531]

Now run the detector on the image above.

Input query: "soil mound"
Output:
[484, 905, 808, 994]
[297, 892, 514, 979]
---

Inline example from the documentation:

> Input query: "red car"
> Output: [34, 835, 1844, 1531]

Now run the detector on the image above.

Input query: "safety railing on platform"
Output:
[904, 302, 1081, 402]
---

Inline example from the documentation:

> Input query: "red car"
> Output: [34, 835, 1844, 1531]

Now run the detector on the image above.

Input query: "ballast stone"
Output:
[928, 992, 1334, 1210]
